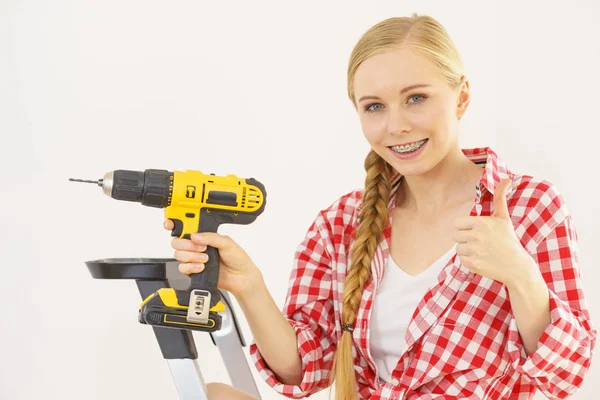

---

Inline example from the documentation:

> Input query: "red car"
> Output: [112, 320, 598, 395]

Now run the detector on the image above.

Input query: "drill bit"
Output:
[70, 171, 115, 197]
[69, 178, 103, 186]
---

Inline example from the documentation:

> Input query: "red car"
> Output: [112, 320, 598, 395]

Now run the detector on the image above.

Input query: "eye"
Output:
[407, 94, 426, 104]
[364, 103, 384, 113]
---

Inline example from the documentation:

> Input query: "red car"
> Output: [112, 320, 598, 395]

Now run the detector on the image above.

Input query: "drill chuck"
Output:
[86, 169, 173, 208]
[105, 169, 173, 208]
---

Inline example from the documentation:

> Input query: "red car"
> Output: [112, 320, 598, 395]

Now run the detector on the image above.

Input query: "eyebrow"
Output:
[357, 84, 431, 103]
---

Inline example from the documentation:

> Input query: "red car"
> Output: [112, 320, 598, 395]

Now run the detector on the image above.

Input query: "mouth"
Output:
[388, 138, 428, 154]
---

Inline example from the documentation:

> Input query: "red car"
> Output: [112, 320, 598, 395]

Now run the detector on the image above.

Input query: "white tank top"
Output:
[369, 243, 457, 383]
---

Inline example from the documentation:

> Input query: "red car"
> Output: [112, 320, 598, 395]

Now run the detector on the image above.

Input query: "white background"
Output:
[2, 1, 599, 399]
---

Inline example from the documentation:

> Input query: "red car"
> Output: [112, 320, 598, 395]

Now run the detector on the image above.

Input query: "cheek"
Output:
[360, 116, 386, 143]
[411, 104, 445, 128]
[412, 104, 457, 142]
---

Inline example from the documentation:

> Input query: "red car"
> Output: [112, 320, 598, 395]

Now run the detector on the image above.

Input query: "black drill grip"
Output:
[187, 208, 229, 307]
[190, 245, 220, 307]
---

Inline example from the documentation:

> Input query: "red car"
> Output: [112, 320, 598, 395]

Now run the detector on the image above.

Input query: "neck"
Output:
[396, 146, 482, 216]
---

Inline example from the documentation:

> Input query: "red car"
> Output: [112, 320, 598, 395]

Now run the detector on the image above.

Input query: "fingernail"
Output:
[198, 254, 208, 261]
[194, 264, 205, 271]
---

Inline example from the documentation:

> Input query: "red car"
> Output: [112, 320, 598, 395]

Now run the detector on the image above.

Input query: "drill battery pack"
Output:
[138, 288, 226, 332]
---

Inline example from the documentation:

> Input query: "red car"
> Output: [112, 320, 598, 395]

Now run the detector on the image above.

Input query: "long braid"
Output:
[329, 149, 392, 400]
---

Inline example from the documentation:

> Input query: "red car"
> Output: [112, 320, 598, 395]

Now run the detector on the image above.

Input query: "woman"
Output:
[165, 14, 596, 400]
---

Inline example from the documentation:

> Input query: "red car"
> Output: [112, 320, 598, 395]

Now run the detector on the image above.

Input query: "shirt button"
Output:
[391, 378, 400, 386]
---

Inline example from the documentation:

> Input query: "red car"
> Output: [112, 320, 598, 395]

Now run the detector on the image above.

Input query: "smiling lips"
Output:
[389, 138, 429, 159]
[389, 138, 428, 147]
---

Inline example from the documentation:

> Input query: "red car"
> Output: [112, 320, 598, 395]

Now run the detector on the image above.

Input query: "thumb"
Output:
[190, 232, 231, 248]
[492, 178, 512, 220]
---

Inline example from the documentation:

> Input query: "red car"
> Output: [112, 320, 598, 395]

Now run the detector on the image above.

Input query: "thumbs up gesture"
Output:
[453, 178, 535, 287]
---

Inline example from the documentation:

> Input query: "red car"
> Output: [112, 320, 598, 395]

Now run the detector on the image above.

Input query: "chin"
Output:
[385, 153, 436, 177]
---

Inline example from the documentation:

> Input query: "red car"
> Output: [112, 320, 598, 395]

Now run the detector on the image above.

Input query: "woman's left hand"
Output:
[453, 178, 537, 287]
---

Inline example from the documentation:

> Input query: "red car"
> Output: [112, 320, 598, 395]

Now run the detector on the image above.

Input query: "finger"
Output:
[190, 232, 231, 248]
[453, 216, 480, 230]
[174, 250, 209, 264]
[164, 219, 174, 230]
[179, 262, 205, 276]
[171, 237, 208, 252]
[456, 243, 473, 257]
[458, 255, 477, 271]
[492, 178, 512, 220]
[453, 230, 471, 243]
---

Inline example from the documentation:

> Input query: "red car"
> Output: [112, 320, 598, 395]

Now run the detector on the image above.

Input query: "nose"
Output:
[386, 106, 411, 136]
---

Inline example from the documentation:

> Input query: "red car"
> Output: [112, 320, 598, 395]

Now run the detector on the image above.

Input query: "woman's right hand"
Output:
[163, 219, 263, 298]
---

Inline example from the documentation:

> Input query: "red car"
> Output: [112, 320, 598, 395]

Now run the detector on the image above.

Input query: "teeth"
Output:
[391, 139, 426, 153]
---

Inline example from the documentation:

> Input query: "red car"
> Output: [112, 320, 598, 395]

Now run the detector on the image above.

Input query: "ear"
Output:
[456, 76, 470, 120]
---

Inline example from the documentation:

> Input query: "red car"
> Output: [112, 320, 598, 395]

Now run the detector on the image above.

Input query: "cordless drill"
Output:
[70, 169, 267, 332]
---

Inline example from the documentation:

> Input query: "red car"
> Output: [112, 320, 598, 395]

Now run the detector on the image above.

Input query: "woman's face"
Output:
[353, 46, 470, 176]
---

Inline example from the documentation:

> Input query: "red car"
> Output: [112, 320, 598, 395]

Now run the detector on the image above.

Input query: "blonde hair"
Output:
[329, 14, 465, 400]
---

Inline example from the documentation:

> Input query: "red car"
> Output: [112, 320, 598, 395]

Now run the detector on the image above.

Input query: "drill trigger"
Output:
[170, 219, 184, 237]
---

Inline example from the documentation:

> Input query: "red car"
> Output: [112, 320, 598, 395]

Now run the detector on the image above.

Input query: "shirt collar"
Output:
[464, 146, 514, 197]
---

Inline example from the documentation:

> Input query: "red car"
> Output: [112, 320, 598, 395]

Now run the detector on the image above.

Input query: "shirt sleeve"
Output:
[248, 208, 338, 398]
[507, 214, 597, 399]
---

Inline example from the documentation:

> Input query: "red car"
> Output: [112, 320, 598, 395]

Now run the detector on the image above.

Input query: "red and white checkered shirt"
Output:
[249, 146, 597, 399]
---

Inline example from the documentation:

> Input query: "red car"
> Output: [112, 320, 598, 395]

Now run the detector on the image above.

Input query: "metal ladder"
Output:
[85, 257, 261, 400]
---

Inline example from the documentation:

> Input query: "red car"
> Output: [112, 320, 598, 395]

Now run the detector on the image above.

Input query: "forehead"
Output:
[353, 47, 444, 97]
